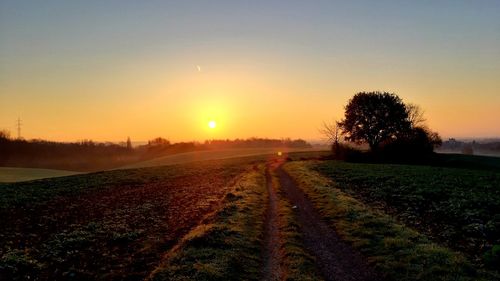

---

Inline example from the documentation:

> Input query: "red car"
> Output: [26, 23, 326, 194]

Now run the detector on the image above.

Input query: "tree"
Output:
[338, 91, 411, 151]
[147, 137, 170, 147]
[406, 103, 426, 128]
[126, 137, 132, 150]
[0, 130, 10, 140]
[319, 120, 340, 149]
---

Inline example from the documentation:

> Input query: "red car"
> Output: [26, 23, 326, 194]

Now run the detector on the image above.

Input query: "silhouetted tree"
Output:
[338, 92, 411, 151]
[382, 126, 442, 157]
[147, 137, 170, 147]
[0, 129, 10, 140]
[320, 120, 340, 145]
[320, 120, 341, 153]
[406, 103, 426, 128]
[126, 137, 132, 150]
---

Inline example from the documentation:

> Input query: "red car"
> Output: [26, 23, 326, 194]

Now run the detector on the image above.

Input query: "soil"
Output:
[0, 166, 246, 280]
[261, 163, 284, 281]
[275, 162, 381, 281]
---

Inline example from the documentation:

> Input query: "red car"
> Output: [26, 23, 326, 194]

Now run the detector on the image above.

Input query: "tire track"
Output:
[261, 162, 284, 280]
[276, 163, 381, 281]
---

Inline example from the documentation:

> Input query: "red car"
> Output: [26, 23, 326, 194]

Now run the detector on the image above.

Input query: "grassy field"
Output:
[0, 147, 325, 183]
[312, 160, 500, 263]
[2, 151, 499, 280]
[147, 163, 318, 281]
[0, 156, 266, 280]
[118, 147, 319, 170]
[0, 167, 81, 183]
[284, 160, 500, 280]
[147, 167, 267, 280]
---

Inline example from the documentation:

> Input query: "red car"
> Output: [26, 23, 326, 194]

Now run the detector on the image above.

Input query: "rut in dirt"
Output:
[261, 162, 284, 281]
[275, 164, 381, 281]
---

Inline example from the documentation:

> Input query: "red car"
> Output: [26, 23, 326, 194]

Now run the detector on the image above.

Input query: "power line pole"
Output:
[16, 117, 22, 139]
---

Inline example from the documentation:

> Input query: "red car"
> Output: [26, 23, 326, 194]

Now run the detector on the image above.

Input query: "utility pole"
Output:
[16, 117, 22, 139]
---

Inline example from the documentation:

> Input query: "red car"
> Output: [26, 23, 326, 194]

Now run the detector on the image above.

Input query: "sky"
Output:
[1, 0, 499, 142]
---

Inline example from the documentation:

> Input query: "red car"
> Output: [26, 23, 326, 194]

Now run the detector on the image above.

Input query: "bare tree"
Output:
[320, 120, 341, 150]
[406, 103, 426, 128]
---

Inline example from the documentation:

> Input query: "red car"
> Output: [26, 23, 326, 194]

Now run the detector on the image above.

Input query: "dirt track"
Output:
[264, 160, 379, 281]
[261, 163, 284, 280]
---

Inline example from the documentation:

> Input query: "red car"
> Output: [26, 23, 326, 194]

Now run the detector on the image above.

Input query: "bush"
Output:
[331, 142, 364, 161]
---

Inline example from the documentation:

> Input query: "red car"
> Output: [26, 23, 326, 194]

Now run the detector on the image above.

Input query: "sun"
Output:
[208, 120, 217, 129]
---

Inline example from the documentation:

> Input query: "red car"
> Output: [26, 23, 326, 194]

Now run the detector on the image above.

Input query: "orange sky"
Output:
[1, 2, 499, 142]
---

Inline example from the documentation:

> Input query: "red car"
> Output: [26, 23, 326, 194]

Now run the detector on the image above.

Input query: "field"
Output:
[0, 167, 81, 183]
[118, 147, 317, 170]
[0, 156, 267, 280]
[0, 147, 318, 183]
[311, 160, 500, 263]
[1, 152, 499, 280]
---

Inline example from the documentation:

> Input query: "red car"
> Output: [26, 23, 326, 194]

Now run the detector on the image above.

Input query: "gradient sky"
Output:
[1, 1, 499, 142]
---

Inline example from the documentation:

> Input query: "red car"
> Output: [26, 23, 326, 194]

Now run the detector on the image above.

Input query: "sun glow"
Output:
[208, 120, 217, 129]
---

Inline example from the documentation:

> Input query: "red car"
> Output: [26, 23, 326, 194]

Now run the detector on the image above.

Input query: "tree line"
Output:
[0, 133, 311, 171]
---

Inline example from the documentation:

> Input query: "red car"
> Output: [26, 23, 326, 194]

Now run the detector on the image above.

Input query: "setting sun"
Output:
[208, 120, 217, 129]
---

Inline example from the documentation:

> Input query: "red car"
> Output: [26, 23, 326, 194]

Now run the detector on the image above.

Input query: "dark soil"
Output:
[276, 164, 381, 281]
[0, 163, 248, 281]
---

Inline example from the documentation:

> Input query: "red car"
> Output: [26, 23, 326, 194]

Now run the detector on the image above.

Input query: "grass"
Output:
[433, 153, 500, 172]
[312, 160, 500, 267]
[148, 164, 320, 280]
[0, 167, 81, 183]
[118, 147, 319, 170]
[0, 156, 267, 280]
[270, 172, 319, 281]
[147, 167, 267, 281]
[0, 155, 267, 208]
[284, 161, 499, 281]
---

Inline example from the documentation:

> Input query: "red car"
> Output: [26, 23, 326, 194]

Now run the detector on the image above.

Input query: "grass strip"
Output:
[147, 167, 266, 281]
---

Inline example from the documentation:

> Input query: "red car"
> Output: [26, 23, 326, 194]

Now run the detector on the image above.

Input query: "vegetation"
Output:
[2, 149, 498, 280]
[330, 91, 441, 161]
[311, 159, 500, 266]
[269, 168, 319, 280]
[148, 164, 319, 281]
[0, 133, 311, 172]
[0, 167, 80, 183]
[284, 160, 499, 280]
[338, 91, 412, 151]
[0, 157, 263, 280]
[148, 168, 267, 281]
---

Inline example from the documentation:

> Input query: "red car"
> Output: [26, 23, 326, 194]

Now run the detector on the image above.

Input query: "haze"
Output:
[1, 1, 499, 142]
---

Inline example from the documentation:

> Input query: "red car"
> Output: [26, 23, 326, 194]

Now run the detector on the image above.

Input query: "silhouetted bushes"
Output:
[331, 142, 364, 161]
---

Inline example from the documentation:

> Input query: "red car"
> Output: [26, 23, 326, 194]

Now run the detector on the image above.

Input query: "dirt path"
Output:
[261, 162, 284, 280]
[275, 163, 380, 281]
